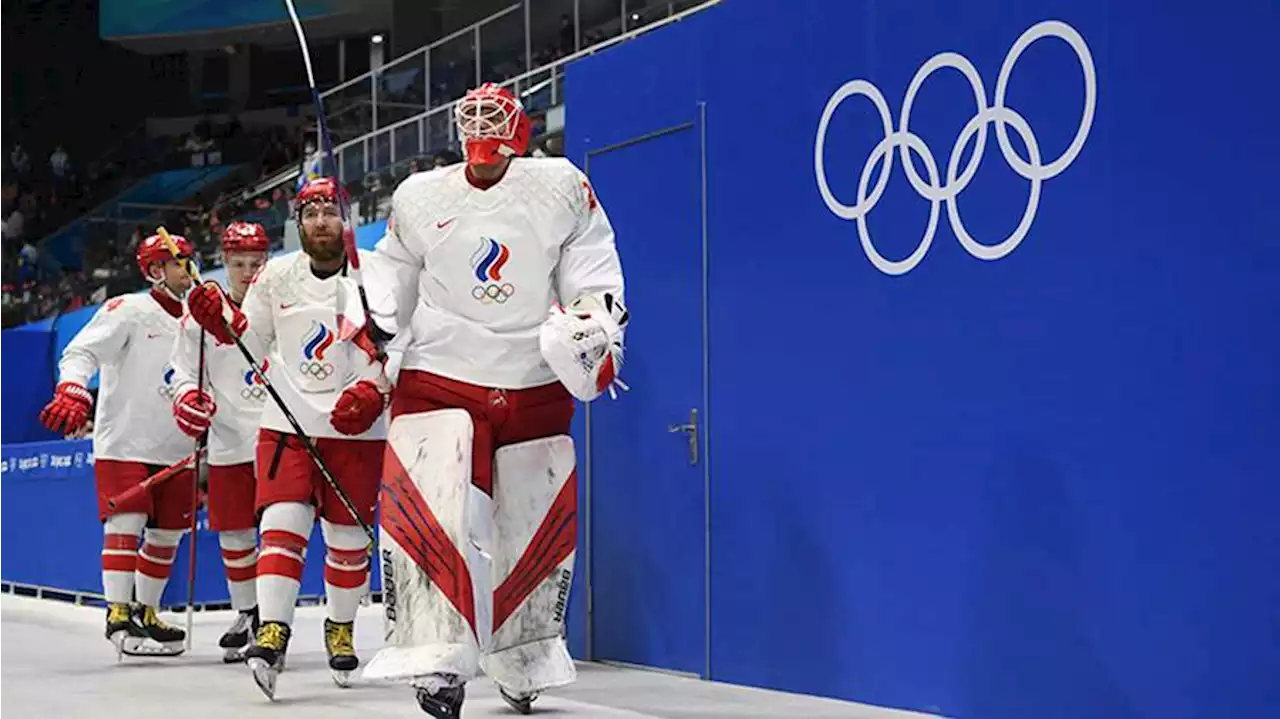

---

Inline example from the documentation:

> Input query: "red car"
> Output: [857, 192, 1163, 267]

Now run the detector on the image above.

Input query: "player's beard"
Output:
[302, 227, 345, 264]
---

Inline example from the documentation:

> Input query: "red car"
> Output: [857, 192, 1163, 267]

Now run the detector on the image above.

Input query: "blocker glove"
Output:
[40, 381, 94, 435]
[188, 282, 246, 346]
[173, 388, 217, 439]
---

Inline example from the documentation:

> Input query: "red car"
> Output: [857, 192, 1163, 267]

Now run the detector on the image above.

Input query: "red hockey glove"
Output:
[330, 380, 388, 436]
[187, 283, 246, 346]
[40, 381, 94, 435]
[173, 388, 217, 439]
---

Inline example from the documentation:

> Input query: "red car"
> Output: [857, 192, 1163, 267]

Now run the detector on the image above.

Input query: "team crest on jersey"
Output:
[157, 364, 177, 400]
[470, 237, 515, 305]
[299, 321, 336, 379]
[241, 358, 269, 401]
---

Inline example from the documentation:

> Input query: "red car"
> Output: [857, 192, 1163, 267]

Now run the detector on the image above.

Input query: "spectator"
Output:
[10, 144, 31, 177]
[50, 145, 71, 179]
[361, 171, 383, 224]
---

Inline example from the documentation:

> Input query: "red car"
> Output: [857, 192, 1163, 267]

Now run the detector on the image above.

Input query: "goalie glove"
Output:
[539, 292, 629, 402]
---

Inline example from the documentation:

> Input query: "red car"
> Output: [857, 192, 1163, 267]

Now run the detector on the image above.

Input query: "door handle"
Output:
[667, 408, 699, 466]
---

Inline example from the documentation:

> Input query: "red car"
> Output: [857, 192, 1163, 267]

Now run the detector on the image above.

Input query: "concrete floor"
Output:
[0, 594, 937, 718]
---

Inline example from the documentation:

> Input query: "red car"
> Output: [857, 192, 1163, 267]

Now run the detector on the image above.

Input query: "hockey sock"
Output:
[257, 502, 314, 626]
[321, 520, 370, 623]
[102, 513, 146, 604]
[219, 529, 258, 611]
[134, 528, 185, 607]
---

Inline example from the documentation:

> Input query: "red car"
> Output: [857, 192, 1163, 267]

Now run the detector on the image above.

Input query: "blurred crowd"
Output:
[1, 0, 653, 329]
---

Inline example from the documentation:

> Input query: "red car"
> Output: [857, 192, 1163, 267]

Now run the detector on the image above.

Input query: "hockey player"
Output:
[39, 234, 198, 657]
[352, 83, 629, 717]
[185, 176, 387, 698]
[168, 221, 270, 662]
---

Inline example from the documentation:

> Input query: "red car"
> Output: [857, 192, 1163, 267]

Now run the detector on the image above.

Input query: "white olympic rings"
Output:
[298, 361, 335, 380]
[472, 283, 516, 305]
[814, 20, 1096, 275]
[240, 385, 267, 401]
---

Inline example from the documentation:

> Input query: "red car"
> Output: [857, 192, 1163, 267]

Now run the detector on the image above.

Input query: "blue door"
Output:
[583, 119, 708, 676]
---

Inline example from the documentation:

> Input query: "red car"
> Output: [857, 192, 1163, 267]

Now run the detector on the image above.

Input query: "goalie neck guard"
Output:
[455, 83, 531, 167]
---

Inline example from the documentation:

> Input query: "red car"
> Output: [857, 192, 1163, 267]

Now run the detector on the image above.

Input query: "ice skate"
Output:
[322, 618, 358, 687]
[413, 675, 465, 718]
[104, 603, 144, 660]
[244, 621, 291, 700]
[499, 686, 538, 714]
[218, 607, 258, 663]
[121, 605, 185, 657]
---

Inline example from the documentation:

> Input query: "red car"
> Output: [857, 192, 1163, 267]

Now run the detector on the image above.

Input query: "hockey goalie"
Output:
[348, 83, 628, 717]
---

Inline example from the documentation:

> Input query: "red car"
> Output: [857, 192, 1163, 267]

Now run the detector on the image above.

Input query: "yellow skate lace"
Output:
[256, 622, 289, 651]
[139, 606, 174, 630]
[107, 603, 131, 623]
[325, 621, 355, 656]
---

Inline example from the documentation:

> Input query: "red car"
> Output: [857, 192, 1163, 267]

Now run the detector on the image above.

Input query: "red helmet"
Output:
[137, 233, 193, 279]
[295, 176, 346, 218]
[221, 221, 270, 255]
[455, 82, 531, 166]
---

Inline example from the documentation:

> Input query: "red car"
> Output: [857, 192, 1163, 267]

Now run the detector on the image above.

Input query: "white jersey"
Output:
[238, 251, 387, 442]
[169, 308, 268, 466]
[57, 291, 191, 466]
[366, 157, 626, 389]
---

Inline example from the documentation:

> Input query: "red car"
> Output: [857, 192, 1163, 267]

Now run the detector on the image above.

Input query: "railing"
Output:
[257, 0, 717, 194]
[316, 0, 712, 159]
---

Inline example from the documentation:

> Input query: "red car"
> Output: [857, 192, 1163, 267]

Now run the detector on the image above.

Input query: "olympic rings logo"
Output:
[814, 20, 1096, 276]
[472, 283, 516, 304]
[156, 386, 176, 400]
[240, 386, 267, 401]
[298, 361, 335, 380]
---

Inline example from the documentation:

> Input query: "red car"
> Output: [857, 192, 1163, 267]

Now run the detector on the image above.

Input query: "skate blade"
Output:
[109, 631, 136, 662]
[330, 669, 351, 688]
[248, 657, 278, 700]
[120, 638, 184, 657]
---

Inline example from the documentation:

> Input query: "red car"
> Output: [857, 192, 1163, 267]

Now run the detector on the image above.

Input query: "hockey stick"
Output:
[282, 0, 384, 348]
[184, 329, 207, 652]
[104, 449, 205, 511]
[156, 227, 376, 544]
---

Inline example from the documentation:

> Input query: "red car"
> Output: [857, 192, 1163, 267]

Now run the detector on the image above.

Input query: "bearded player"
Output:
[185, 177, 387, 698]
[350, 83, 628, 717]
[168, 221, 270, 661]
[39, 234, 198, 658]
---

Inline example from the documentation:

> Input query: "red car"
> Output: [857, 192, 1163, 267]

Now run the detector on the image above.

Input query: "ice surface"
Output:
[1, 594, 935, 718]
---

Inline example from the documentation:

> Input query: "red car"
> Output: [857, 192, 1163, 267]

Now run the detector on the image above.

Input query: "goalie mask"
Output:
[455, 83, 531, 167]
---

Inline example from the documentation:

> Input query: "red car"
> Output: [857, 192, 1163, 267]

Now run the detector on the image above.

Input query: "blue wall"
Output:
[1, 440, 377, 605]
[565, 1, 1278, 717]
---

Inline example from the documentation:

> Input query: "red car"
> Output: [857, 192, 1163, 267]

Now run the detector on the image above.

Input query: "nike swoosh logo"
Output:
[146, 333, 161, 339]
[436, 218, 456, 229]
[280, 302, 296, 310]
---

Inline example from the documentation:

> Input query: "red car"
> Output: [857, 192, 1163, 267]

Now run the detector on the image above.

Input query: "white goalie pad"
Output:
[539, 292, 629, 402]
[479, 434, 579, 694]
[364, 409, 494, 683]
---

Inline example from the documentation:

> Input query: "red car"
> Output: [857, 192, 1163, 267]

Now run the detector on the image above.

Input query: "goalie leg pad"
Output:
[480, 434, 579, 694]
[365, 409, 494, 683]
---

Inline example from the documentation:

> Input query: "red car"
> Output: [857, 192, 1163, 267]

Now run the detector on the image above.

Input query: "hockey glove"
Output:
[39, 381, 93, 435]
[188, 282, 246, 346]
[539, 292, 629, 401]
[330, 380, 389, 436]
[173, 388, 217, 439]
